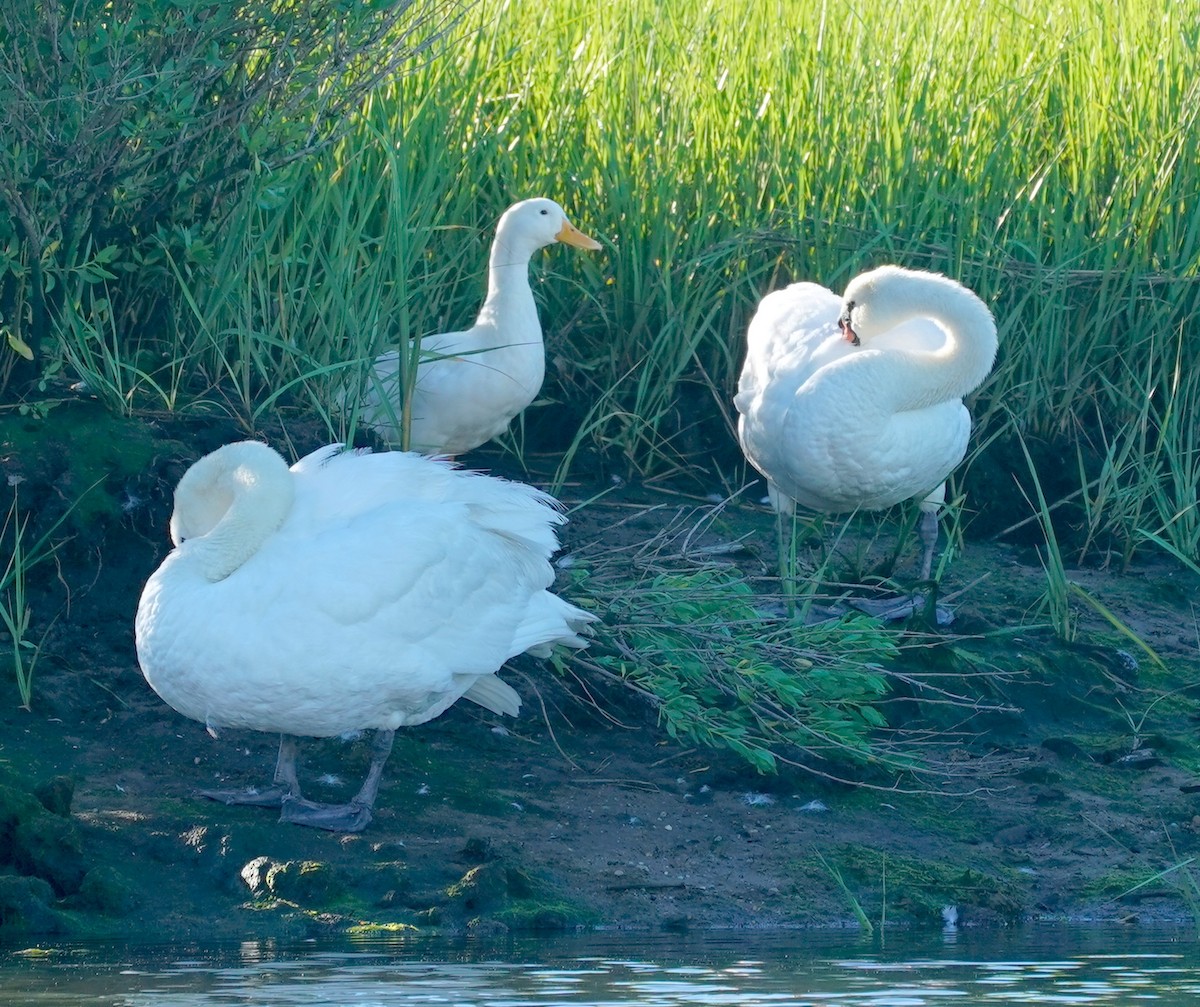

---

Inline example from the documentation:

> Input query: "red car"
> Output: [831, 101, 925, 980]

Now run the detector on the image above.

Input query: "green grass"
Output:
[0, 490, 76, 709]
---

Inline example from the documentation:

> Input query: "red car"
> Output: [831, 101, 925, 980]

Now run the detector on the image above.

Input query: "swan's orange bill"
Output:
[556, 219, 602, 251]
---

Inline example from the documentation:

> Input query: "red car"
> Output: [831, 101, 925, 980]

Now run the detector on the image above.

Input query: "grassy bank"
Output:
[112, 0, 1198, 562]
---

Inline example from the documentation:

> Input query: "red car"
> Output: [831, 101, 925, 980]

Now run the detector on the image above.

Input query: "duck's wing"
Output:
[358, 327, 483, 450]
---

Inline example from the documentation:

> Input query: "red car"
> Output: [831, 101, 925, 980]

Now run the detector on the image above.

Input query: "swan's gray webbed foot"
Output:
[279, 795, 374, 833]
[197, 785, 289, 807]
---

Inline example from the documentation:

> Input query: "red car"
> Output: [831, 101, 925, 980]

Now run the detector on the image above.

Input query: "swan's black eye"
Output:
[838, 302, 860, 345]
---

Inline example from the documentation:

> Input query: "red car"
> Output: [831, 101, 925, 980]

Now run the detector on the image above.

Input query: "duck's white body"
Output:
[361, 198, 601, 455]
[135, 441, 594, 830]
[735, 266, 997, 518]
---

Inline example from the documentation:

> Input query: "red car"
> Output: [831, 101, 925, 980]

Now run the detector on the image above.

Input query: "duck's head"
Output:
[497, 198, 602, 253]
[837, 265, 920, 346]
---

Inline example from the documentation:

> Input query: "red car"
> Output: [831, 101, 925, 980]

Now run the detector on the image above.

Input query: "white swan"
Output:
[134, 440, 596, 832]
[358, 198, 601, 455]
[735, 265, 998, 582]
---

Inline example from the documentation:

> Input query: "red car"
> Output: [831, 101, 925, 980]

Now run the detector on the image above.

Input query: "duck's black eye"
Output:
[539, 209, 549, 215]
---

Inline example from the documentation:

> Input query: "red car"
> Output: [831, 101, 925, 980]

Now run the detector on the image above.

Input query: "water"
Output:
[4, 928, 1200, 1006]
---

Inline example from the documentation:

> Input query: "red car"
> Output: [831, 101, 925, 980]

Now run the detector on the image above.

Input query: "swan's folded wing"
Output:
[289, 447, 565, 557]
[736, 282, 842, 416]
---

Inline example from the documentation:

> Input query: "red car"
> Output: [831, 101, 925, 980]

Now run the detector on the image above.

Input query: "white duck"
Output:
[359, 198, 601, 455]
[134, 440, 596, 832]
[735, 265, 998, 583]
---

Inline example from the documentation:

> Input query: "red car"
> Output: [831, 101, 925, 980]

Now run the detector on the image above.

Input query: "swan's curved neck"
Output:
[876, 280, 997, 409]
[180, 451, 294, 582]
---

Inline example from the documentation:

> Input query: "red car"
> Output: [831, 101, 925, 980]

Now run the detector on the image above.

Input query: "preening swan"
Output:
[358, 198, 601, 456]
[134, 440, 596, 832]
[735, 265, 997, 583]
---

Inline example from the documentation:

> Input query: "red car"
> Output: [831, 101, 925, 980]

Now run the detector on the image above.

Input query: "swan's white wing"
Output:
[771, 366, 970, 511]
[871, 315, 949, 353]
[736, 282, 846, 496]
[735, 282, 843, 419]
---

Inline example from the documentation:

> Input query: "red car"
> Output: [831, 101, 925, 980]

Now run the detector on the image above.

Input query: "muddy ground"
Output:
[2, 403, 1200, 941]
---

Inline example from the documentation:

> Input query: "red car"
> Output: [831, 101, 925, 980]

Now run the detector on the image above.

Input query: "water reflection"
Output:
[4, 929, 1200, 1006]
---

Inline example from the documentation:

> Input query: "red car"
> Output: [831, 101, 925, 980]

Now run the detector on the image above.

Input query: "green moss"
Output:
[0, 401, 166, 532]
[492, 900, 593, 932]
[346, 921, 419, 935]
[66, 867, 140, 916]
[1081, 868, 1174, 901]
[264, 860, 343, 905]
[0, 875, 68, 935]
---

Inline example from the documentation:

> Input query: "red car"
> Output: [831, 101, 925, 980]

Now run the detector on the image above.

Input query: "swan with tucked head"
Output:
[358, 198, 602, 456]
[135, 440, 596, 832]
[735, 265, 997, 582]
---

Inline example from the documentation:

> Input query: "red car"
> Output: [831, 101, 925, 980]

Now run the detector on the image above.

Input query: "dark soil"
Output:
[3, 402, 1200, 941]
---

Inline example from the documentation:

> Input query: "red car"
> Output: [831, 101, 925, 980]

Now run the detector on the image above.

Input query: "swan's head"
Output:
[837, 265, 974, 346]
[169, 442, 295, 580]
[496, 198, 602, 253]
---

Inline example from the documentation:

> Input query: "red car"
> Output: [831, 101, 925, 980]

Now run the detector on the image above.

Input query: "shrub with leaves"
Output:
[0, 0, 473, 399]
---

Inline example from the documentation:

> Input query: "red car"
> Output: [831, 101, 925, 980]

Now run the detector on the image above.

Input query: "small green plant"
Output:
[581, 566, 898, 775]
[813, 847, 875, 935]
[0, 492, 71, 709]
[1015, 430, 1076, 641]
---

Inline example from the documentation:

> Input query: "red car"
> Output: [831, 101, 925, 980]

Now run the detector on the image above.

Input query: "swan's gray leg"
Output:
[918, 508, 939, 581]
[916, 483, 946, 581]
[280, 729, 396, 833]
[768, 483, 798, 617]
[775, 509, 794, 615]
[198, 733, 302, 807]
[272, 735, 302, 796]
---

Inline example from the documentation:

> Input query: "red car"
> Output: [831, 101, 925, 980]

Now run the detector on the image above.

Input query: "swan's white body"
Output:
[134, 441, 595, 829]
[735, 266, 997, 580]
[136, 441, 594, 736]
[360, 198, 601, 455]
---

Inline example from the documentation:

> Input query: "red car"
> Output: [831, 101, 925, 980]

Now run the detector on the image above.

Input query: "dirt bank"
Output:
[2, 405, 1199, 940]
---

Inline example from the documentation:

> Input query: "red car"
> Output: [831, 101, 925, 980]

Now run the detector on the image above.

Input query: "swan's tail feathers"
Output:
[463, 675, 522, 718]
[519, 596, 599, 658]
[465, 494, 565, 558]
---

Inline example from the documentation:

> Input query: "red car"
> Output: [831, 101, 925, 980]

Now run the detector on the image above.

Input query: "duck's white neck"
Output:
[871, 278, 997, 410]
[474, 230, 542, 335]
[176, 446, 294, 582]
